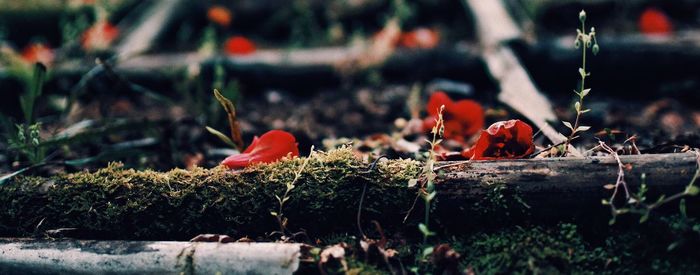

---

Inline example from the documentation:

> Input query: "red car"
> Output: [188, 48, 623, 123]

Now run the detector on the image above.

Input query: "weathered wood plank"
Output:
[114, 0, 185, 61]
[465, 0, 570, 147]
[0, 239, 301, 274]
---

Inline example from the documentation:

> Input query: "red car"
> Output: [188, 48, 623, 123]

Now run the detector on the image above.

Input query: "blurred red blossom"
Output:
[423, 91, 484, 143]
[81, 21, 120, 51]
[221, 130, 299, 169]
[224, 36, 256, 56]
[21, 43, 54, 65]
[399, 28, 440, 49]
[639, 8, 673, 36]
[207, 6, 232, 27]
[463, 119, 534, 160]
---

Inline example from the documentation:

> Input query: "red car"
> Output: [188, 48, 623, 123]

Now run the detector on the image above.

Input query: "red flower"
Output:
[207, 6, 232, 27]
[221, 130, 299, 169]
[224, 36, 256, 56]
[399, 28, 440, 49]
[639, 8, 673, 36]
[423, 91, 484, 143]
[463, 120, 535, 160]
[81, 21, 120, 51]
[21, 43, 54, 65]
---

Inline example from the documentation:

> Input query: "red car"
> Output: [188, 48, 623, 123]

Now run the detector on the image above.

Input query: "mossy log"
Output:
[0, 149, 697, 240]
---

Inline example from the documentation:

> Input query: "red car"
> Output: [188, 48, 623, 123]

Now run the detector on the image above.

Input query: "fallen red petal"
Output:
[423, 91, 485, 142]
[221, 130, 299, 169]
[639, 8, 673, 36]
[468, 119, 535, 160]
[224, 36, 256, 56]
[81, 21, 120, 50]
[21, 43, 54, 65]
[399, 28, 440, 49]
[207, 6, 232, 27]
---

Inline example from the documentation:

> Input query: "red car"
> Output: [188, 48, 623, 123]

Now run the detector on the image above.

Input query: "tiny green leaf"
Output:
[581, 88, 591, 97]
[407, 179, 418, 188]
[426, 191, 437, 201]
[686, 185, 699, 196]
[577, 126, 591, 132]
[578, 68, 586, 78]
[639, 213, 649, 224]
[667, 242, 680, 252]
[422, 246, 434, 258]
[680, 199, 687, 218]
[575, 102, 581, 112]
[563, 121, 574, 130]
[418, 223, 435, 237]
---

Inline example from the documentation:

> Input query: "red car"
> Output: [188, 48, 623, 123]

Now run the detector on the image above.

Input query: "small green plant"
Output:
[198, 25, 218, 55]
[8, 123, 45, 165]
[271, 146, 314, 240]
[603, 145, 700, 225]
[562, 10, 599, 156]
[4, 62, 48, 165]
[414, 105, 445, 260]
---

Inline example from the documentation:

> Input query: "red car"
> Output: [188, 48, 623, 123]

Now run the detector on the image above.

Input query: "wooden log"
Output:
[0, 239, 301, 274]
[515, 34, 700, 100]
[1, 46, 487, 94]
[437, 152, 699, 217]
[0, 148, 697, 239]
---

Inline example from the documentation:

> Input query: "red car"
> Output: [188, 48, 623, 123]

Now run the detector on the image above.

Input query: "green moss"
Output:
[308, 217, 700, 275]
[456, 224, 611, 274]
[0, 147, 421, 240]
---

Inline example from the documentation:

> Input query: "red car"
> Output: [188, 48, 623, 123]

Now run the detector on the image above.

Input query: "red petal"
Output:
[243, 136, 260, 154]
[449, 99, 484, 137]
[442, 120, 465, 142]
[21, 43, 54, 65]
[639, 8, 673, 35]
[207, 6, 232, 27]
[225, 36, 256, 56]
[399, 28, 440, 49]
[426, 91, 454, 117]
[81, 21, 120, 50]
[469, 120, 534, 160]
[221, 130, 299, 169]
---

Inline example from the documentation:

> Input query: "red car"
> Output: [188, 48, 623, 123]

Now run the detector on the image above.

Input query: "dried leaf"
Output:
[213, 89, 244, 150]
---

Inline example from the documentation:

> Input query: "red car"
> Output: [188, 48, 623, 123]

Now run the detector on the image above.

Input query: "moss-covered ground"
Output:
[1, 147, 699, 274]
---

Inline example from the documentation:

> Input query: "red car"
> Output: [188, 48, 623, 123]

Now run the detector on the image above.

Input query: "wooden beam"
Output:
[0, 239, 301, 274]
[2, 46, 479, 76]
[114, 0, 185, 61]
[464, 0, 569, 147]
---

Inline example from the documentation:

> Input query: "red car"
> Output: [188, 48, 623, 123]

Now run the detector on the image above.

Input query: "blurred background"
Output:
[1, 0, 699, 174]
